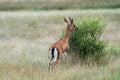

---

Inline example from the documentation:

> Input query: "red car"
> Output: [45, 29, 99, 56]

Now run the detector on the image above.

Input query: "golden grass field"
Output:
[0, 9, 120, 80]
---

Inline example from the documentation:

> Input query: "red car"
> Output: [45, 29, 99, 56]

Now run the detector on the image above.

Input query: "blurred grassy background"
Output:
[0, 0, 119, 10]
[0, 0, 120, 80]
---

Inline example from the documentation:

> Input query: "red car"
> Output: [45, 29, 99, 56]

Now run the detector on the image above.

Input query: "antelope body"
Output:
[48, 17, 77, 70]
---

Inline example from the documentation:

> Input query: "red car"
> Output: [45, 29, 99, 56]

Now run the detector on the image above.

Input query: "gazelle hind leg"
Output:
[48, 63, 51, 71]
[48, 58, 53, 71]
[48, 60, 59, 71]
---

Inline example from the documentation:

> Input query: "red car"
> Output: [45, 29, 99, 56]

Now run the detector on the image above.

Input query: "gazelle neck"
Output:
[64, 25, 71, 40]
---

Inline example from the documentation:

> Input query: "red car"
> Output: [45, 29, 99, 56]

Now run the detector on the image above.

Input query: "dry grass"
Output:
[0, 57, 120, 80]
[0, 9, 120, 80]
[0, 0, 119, 10]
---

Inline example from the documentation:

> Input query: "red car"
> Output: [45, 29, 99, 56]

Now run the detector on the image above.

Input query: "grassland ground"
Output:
[0, 9, 120, 80]
[0, 0, 119, 10]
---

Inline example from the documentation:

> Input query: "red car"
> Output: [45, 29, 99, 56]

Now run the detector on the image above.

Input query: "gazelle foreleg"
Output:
[62, 52, 67, 64]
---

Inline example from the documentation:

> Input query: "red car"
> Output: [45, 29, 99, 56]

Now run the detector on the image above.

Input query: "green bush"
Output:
[69, 16, 106, 63]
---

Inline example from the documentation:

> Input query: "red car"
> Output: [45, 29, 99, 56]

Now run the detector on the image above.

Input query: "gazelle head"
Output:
[64, 16, 78, 31]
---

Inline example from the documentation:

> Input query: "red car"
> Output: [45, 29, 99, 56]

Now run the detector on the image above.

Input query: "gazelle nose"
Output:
[76, 27, 78, 31]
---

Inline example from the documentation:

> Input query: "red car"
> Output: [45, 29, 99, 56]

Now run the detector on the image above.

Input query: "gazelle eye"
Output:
[73, 25, 75, 27]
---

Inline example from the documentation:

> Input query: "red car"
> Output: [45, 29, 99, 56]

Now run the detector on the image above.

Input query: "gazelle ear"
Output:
[71, 18, 73, 24]
[64, 18, 68, 23]
[69, 16, 73, 24]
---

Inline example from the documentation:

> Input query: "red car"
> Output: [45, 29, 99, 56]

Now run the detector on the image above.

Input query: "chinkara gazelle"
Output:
[48, 17, 78, 71]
